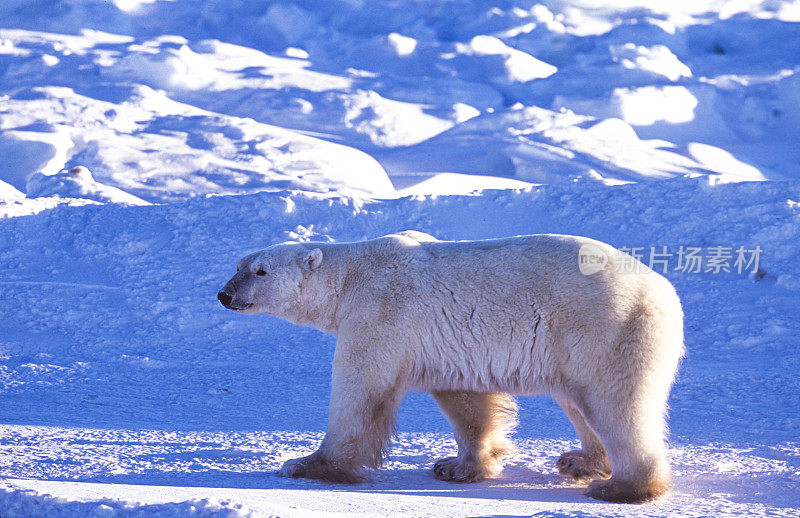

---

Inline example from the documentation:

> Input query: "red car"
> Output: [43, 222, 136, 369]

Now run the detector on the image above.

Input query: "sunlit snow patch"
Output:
[687, 143, 768, 182]
[111, 43, 219, 91]
[454, 35, 557, 83]
[343, 90, 455, 147]
[0, 179, 24, 201]
[0, 86, 394, 201]
[112, 0, 157, 13]
[387, 33, 418, 56]
[610, 43, 692, 82]
[395, 172, 534, 196]
[613, 86, 699, 126]
[27, 166, 150, 205]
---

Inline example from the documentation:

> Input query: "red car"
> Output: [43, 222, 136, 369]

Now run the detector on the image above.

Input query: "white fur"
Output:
[219, 232, 684, 501]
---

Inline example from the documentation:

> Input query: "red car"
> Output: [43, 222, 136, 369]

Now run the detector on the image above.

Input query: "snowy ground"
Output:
[1, 1, 799, 517]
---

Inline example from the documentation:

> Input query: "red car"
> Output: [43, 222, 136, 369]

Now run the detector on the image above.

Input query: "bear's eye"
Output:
[256, 268, 266, 276]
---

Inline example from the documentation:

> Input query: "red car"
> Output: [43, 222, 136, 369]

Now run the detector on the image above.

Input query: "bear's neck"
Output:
[287, 243, 360, 334]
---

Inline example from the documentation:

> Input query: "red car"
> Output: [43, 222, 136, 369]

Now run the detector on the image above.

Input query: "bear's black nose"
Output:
[218, 291, 232, 308]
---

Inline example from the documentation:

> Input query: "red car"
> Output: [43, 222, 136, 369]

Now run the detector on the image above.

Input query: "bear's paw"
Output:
[585, 476, 670, 504]
[557, 450, 612, 483]
[433, 456, 500, 483]
[277, 453, 364, 484]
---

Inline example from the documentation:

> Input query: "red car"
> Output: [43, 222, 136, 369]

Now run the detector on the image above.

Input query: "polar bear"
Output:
[218, 232, 684, 503]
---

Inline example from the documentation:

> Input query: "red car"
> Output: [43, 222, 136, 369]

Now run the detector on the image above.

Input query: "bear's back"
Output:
[372, 233, 676, 325]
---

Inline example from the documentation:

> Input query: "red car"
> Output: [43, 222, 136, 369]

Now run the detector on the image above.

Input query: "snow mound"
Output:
[2, 1, 797, 190]
[454, 35, 557, 83]
[0, 84, 393, 202]
[614, 86, 699, 126]
[0, 179, 24, 201]
[610, 43, 692, 82]
[110, 43, 220, 91]
[27, 167, 150, 205]
[342, 90, 454, 147]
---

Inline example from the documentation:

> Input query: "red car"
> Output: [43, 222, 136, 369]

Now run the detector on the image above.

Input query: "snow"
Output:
[610, 86, 699, 126]
[1, 181, 799, 516]
[455, 35, 558, 83]
[0, 0, 799, 516]
[387, 33, 418, 57]
[0, 181, 23, 200]
[27, 166, 150, 205]
[0, 82, 393, 201]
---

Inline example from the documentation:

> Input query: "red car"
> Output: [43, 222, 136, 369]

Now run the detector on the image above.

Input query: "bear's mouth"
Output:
[229, 303, 254, 312]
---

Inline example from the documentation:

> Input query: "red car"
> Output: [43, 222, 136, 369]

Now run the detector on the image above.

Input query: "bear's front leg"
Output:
[278, 327, 408, 483]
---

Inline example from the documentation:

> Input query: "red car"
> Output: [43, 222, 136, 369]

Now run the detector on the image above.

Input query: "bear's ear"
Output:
[301, 248, 323, 271]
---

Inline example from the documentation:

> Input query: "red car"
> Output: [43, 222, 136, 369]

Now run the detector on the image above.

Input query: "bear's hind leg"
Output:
[578, 390, 673, 503]
[431, 391, 517, 482]
[578, 302, 682, 503]
[555, 398, 611, 483]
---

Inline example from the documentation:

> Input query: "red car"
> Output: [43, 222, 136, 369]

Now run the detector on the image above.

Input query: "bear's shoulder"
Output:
[374, 230, 439, 249]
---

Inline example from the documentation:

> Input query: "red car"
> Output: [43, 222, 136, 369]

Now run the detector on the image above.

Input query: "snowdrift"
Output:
[1, 0, 800, 201]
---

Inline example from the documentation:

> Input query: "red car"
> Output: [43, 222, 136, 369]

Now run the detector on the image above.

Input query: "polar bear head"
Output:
[218, 242, 323, 320]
